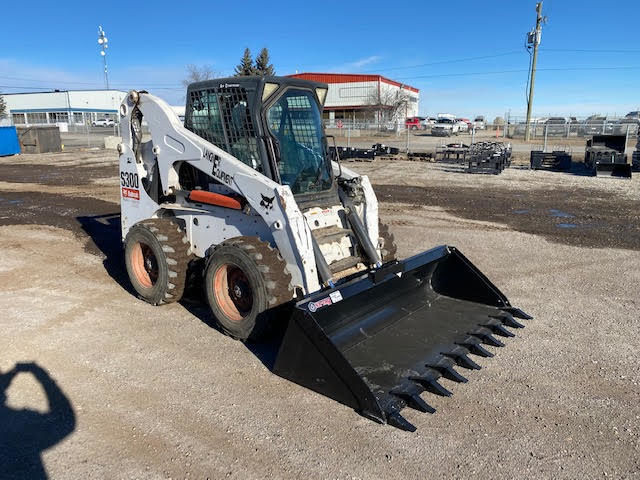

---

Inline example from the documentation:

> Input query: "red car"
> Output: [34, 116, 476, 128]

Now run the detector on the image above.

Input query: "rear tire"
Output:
[124, 218, 191, 305]
[204, 237, 293, 342]
[378, 222, 398, 263]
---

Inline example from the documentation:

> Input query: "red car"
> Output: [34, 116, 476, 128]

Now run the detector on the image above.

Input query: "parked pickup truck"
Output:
[405, 117, 426, 130]
[473, 116, 486, 130]
[432, 117, 460, 136]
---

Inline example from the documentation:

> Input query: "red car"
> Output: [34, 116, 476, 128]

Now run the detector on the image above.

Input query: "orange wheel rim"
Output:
[131, 242, 158, 289]
[213, 264, 253, 321]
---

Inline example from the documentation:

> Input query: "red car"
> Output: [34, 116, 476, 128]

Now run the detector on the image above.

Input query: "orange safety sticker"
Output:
[122, 187, 140, 200]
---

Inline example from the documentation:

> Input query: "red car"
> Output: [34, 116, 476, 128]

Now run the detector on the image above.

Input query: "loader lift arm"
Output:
[119, 89, 321, 293]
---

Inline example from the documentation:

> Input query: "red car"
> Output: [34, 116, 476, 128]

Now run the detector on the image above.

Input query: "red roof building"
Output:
[288, 73, 420, 124]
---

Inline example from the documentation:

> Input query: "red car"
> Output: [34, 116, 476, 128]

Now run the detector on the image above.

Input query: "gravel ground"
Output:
[1, 150, 639, 479]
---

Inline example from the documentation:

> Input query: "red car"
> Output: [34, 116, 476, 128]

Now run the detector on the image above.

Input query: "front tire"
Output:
[124, 218, 191, 305]
[204, 237, 293, 342]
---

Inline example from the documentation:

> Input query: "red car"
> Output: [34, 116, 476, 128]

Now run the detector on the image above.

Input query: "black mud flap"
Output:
[273, 245, 531, 432]
[596, 162, 632, 178]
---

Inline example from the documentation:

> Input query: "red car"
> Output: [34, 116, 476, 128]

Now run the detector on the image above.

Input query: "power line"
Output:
[2, 64, 639, 92]
[542, 48, 640, 54]
[0, 75, 182, 89]
[393, 65, 640, 81]
[361, 51, 524, 73]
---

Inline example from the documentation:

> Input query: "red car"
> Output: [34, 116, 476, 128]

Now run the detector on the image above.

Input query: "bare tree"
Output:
[366, 88, 410, 125]
[182, 64, 216, 87]
[0, 94, 6, 118]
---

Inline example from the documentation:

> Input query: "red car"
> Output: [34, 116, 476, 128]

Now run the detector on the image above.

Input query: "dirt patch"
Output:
[0, 162, 117, 187]
[0, 191, 118, 254]
[375, 183, 640, 251]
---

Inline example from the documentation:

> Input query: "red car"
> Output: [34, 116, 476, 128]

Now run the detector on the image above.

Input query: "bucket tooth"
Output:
[485, 322, 515, 338]
[410, 376, 452, 397]
[457, 338, 494, 358]
[502, 307, 533, 320]
[470, 327, 505, 347]
[440, 366, 467, 383]
[495, 314, 525, 329]
[386, 411, 417, 432]
[443, 350, 481, 370]
[428, 362, 468, 383]
[392, 391, 436, 414]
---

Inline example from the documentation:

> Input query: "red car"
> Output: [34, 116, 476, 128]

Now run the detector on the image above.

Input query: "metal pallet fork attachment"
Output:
[273, 245, 531, 431]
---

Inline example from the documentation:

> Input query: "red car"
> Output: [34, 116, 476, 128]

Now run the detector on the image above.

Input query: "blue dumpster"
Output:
[0, 126, 21, 156]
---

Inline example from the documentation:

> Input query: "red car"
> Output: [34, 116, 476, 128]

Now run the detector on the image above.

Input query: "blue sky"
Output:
[1, 0, 639, 119]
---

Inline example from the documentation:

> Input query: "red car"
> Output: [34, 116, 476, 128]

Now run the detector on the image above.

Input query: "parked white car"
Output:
[420, 117, 437, 128]
[431, 117, 460, 136]
[473, 116, 486, 130]
[92, 118, 115, 127]
[455, 119, 469, 132]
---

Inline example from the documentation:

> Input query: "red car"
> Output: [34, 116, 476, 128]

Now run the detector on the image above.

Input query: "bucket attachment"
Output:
[273, 245, 531, 432]
[595, 162, 632, 178]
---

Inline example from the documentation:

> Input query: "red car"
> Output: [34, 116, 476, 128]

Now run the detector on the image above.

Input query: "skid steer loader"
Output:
[117, 76, 531, 431]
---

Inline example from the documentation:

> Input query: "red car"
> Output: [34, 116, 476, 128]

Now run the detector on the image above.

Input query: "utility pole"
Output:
[524, 2, 544, 142]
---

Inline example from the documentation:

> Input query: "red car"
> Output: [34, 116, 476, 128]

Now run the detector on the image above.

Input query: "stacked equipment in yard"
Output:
[633, 138, 640, 171]
[584, 135, 631, 178]
[466, 142, 512, 174]
[434, 143, 469, 163]
[530, 146, 572, 171]
[434, 142, 511, 174]
[330, 144, 399, 162]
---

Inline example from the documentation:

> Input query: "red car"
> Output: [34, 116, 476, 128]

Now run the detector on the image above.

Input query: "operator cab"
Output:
[184, 76, 334, 204]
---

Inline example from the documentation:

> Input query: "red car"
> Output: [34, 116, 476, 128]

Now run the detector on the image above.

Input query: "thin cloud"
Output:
[327, 55, 382, 73]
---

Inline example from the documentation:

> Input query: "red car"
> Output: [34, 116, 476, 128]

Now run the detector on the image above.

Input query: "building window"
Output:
[12, 113, 25, 124]
[338, 86, 374, 99]
[73, 112, 84, 124]
[49, 112, 69, 123]
[26, 112, 47, 124]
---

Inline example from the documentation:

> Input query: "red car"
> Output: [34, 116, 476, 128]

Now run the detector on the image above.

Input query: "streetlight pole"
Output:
[98, 26, 109, 90]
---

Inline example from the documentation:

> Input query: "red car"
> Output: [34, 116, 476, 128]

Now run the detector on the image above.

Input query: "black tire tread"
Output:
[215, 237, 293, 308]
[206, 236, 293, 341]
[127, 218, 191, 305]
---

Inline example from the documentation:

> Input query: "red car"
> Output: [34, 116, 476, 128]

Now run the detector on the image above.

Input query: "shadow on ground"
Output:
[77, 213, 135, 297]
[0, 362, 76, 480]
[76, 213, 286, 370]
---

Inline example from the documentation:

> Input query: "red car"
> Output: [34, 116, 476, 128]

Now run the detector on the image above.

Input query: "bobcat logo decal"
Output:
[260, 194, 275, 210]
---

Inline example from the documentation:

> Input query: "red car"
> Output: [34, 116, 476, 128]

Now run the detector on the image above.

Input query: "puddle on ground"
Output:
[556, 223, 577, 229]
[0, 198, 24, 205]
[549, 209, 575, 218]
[513, 209, 530, 214]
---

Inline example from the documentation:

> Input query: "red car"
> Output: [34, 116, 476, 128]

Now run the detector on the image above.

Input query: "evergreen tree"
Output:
[234, 48, 255, 76]
[254, 48, 275, 76]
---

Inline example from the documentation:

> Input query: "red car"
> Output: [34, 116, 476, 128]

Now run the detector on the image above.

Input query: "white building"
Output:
[288, 73, 419, 124]
[3, 89, 127, 127]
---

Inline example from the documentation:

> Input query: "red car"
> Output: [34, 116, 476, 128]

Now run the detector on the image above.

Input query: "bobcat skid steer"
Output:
[117, 76, 531, 431]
